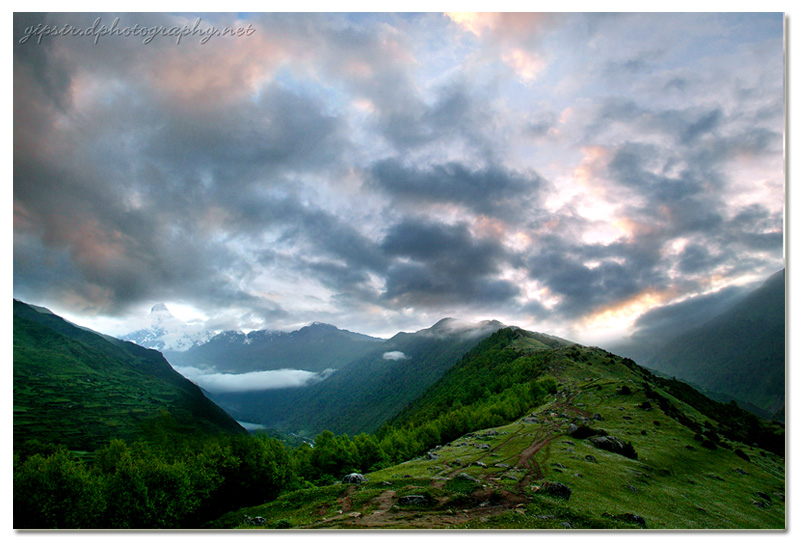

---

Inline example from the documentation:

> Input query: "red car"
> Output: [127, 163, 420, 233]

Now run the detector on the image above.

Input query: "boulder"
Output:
[589, 436, 638, 459]
[540, 481, 572, 500]
[569, 424, 607, 439]
[603, 512, 646, 528]
[342, 473, 368, 484]
[398, 494, 431, 506]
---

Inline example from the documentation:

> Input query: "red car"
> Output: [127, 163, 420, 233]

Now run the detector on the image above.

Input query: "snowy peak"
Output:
[121, 303, 212, 352]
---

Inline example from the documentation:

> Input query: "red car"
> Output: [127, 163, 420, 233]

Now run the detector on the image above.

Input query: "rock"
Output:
[603, 512, 646, 528]
[560, 521, 572, 528]
[735, 468, 749, 475]
[348, 512, 362, 518]
[756, 491, 771, 502]
[472, 461, 488, 468]
[426, 452, 439, 460]
[566, 424, 578, 436]
[495, 463, 511, 468]
[483, 430, 499, 436]
[398, 494, 431, 506]
[589, 435, 637, 459]
[380, 481, 393, 486]
[585, 455, 597, 463]
[243, 515, 266, 526]
[553, 462, 567, 469]
[455, 472, 479, 483]
[734, 449, 751, 462]
[569, 424, 606, 439]
[476, 443, 491, 450]
[591, 413, 604, 421]
[540, 481, 572, 500]
[561, 440, 575, 446]
[523, 417, 540, 423]
[342, 473, 368, 484]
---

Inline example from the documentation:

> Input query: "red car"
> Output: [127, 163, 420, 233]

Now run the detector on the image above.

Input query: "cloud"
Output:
[369, 159, 545, 219]
[382, 351, 408, 361]
[380, 218, 519, 307]
[13, 12, 785, 343]
[174, 366, 336, 394]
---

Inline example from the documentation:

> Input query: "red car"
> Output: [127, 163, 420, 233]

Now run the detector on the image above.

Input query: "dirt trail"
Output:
[310, 388, 587, 529]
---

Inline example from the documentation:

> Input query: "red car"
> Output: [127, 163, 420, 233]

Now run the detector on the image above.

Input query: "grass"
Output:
[209, 340, 785, 530]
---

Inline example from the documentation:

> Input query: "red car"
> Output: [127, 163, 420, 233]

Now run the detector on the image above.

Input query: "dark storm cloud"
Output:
[14, 14, 73, 112]
[145, 84, 348, 194]
[524, 240, 667, 319]
[380, 219, 519, 306]
[369, 159, 544, 219]
[12, 13, 355, 317]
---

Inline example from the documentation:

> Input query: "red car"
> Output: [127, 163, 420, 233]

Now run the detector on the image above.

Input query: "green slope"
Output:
[644, 269, 785, 416]
[13, 300, 246, 452]
[212, 328, 784, 529]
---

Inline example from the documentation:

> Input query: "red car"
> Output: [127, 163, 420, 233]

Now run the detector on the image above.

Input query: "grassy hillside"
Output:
[13, 300, 246, 453]
[210, 329, 784, 529]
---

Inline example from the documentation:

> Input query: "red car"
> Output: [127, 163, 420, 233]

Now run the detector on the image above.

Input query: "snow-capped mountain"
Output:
[121, 303, 213, 352]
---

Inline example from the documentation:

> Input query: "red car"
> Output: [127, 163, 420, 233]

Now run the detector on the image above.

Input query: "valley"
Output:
[13, 300, 785, 530]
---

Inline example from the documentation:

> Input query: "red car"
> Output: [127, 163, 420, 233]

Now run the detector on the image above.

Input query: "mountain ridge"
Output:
[642, 269, 785, 416]
[13, 299, 246, 452]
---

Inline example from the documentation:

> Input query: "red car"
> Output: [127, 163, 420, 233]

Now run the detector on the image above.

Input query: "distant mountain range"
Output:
[609, 269, 785, 419]
[193, 318, 507, 437]
[164, 321, 383, 374]
[13, 300, 246, 452]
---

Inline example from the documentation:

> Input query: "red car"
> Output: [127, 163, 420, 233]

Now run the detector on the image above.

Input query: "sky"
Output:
[12, 11, 786, 345]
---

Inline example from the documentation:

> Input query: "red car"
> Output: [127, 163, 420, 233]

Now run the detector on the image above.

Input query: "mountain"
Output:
[607, 283, 751, 365]
[641, 269, 785, 418]
[13, 300, 246, 452]
[121, 303, 213, 352]
[212, 327, 785, 530]
[205, 318, 507, 436]
[164, 321, 383, 374]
